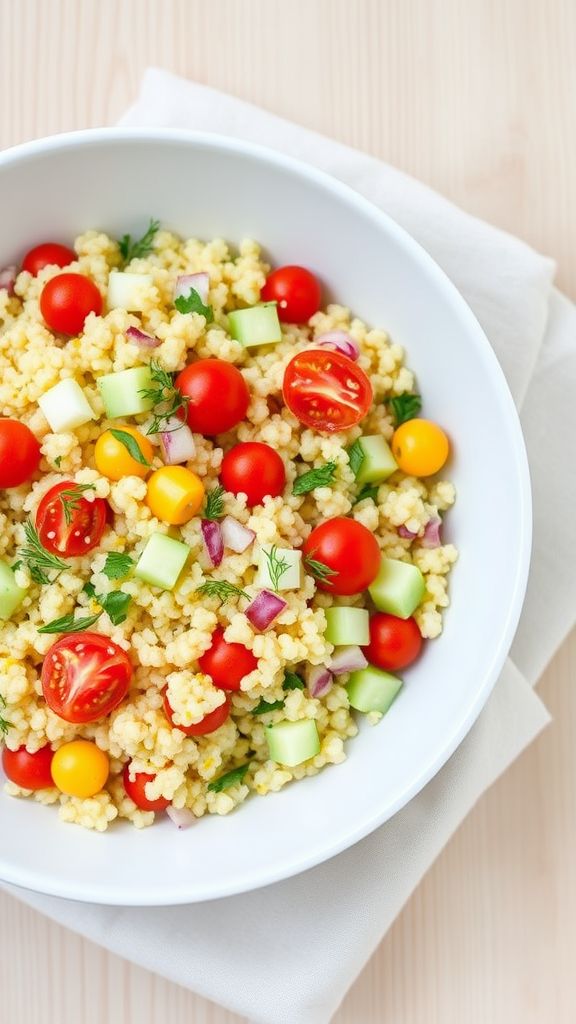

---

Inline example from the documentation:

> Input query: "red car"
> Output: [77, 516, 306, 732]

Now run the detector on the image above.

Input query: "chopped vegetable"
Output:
[245, 589, 287, 630]
[421, 517, 442, 548]
[38, 378, 95, 432]
[0, 265, 17, 294]
[324, 606, 370, 646]
[265, 719, 320, 767]
[134, 532, 190, 590]
[228, 304, 282, 347]
[125, 326, 161, 349]
[221, 516, 256, 553]
[174, 287, 214, 322]
[388, 393, 422, 426]
[146, 465, 204, 525]
[292, 461, 337, 495]
[352, 436, 397, 485]
[118, 218, 160, 265]
[306, 665, 334, 698]
[36, 481, 108, 558]
[18, 521, 69, 584]
[368, 556, 426, 619]
[0, 559, 26, 619]
[283, 349, 373, 433]
[346, 665, 403, 715]
[160, 422, 196, 465]
[283, 671, 304, 691]
[174, 272, 209, 304]
[98, 365, 154, 418]
[196, 580, 248, 603]
[41, 633, 132, 724]
[314, 331, 359, 360]
[207, 762, 251, 792]
[204, 485, 225, 521]
[166, 806, 197, 830]
[252, 698, 285, 715]
[328, 645, 368, 675]
[257, 544, 302, 592]
[201, 519, 224, 567]
[102, 552, 134, 580]
[107, 271, 154, 312]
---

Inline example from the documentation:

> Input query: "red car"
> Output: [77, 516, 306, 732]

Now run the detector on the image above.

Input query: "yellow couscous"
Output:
[0, 224, 457, 832]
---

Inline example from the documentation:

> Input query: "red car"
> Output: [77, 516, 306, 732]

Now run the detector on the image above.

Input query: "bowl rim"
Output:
[0, 127, 532, 905]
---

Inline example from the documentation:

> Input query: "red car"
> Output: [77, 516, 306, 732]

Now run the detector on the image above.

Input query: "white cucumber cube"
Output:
[134, 533, 190, 590]
[324, 606, 370, 646]
[265, 719, 320, 767]
[368, 556, 425, 619]
[355, 436, 398, 484]
[0, 561, 26, 619]
[108, 271, 154, 312]
[38, 378, 95, 432]
[256, 545, 302, 591]
[228, 304, 282, 348]
[97, 366, 154, 418]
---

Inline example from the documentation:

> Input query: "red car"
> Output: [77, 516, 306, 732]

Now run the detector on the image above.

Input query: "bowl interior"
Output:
[0, 130, 530, 904]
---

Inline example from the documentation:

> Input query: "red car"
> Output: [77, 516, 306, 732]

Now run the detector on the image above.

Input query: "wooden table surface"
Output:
[1, 1, 575, 1021]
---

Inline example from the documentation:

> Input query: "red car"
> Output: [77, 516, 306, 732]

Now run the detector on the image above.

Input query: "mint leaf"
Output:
[207, 763, 251, 793]
[283, 671, 304, 691]
[388, 393, 422, 426]
[347, 439, 365, 477]
[174, 288, 214, 323]
[109, 429, 151, 467]
[252, 698, 284, 715]
[353, 483, 379, 505]
[98, 590, 131, 626]
[101, 552, 134, 581]
[293, 462, 337, 496]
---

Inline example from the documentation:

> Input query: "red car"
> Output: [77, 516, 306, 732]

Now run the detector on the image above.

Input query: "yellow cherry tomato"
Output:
[391, 418, 450, 477]
[94, 425, 153, 481]
[146, 465, 205, 525]
[51, 740, 110, 798]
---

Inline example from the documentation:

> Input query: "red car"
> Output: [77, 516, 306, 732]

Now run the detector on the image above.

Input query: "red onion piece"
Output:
[397, 524, 418, 539]
[0, 265, 17, 296]
[306, 665, 334, 698]
[174, 272, 209, 304]
[328, 645, 368, 676]
[315, 331, 360, 361]
[421, 516, 442, 548]
[201, 519, 224, 567]
[166, 806, 197, 830]
[126, 326, 161, 349]
[221, 515, 256, 553]
[160, 422, 196, 464]
[246, 589, 287, 630]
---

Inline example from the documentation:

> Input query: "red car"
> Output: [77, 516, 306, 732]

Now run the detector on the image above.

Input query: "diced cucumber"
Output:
[324, 606, 370, 646]
[107, 271, 154, 312]
[38, 378, 95, 432]
[255, 545, 302, 591]
[265, 719, 320, 767]
[98, 366, 154, 418]
[354, 436, 397, 485]
[346, 665, 402, 715]
[228, 304, 282, 348]
[134, 532, 190, 590]
[368, 556, 425, 619]
[0, 561, 26, 619]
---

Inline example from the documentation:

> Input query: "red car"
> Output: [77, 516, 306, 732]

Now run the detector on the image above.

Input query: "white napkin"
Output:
[7, 69, 576, 1024]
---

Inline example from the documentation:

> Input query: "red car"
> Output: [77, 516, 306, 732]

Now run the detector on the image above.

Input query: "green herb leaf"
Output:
[196, 580, 248, 603]
[98, 590, 132, 626]
[101, 552, 135, 581]
[54, 456, 62, 468]
[353, 483, 379, 506]
[292, 462, 337, 496]
[347, 440, 365, 477]
[263, 545, 290, 592]
[58, 483, 93, 526]
[109, 429, 151, 467]
[0, 694, 12, 737]
[252, 698, 284, 715]
[18, 521, 69, 585]
[204, 485, 225, 521]
[304, 554, 338, 586]
[139, 359, 190, 435]
[119, 218, 160, 265]
[11, 561, 22, 573]
[38, 611, 103, 635]
[207, 762, 251, 793]
[174, 288, 214, 323]
[283, 671, 305, 691]
[82, 581, 97, 598]
[388, 393, 422, 426]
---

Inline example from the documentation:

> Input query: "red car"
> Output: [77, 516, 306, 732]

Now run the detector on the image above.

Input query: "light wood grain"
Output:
[1, 0, 575, 1021]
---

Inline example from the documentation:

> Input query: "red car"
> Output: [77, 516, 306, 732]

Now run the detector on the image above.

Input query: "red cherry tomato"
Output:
[221, 442, 286, 507]
[163, 691, 231, 736]
[0, 419, 41, 487]
[36, 480, 108, 557]
[261, 266, 321, 323]
[283, 349, 373, 432]
[175, 359, 250, 435]
[22, 242, 76, 277]
[1, 745, 54, 790]
[198, 627, 258, 691]
[40, 273, 102, 335]
[366, 613, 423, 672]
[123, 764, 170, 812]
[41, 632, 132, 724]
[303, 516, 380, 595]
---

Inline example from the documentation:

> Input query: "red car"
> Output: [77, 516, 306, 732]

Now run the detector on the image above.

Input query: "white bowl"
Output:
[0, 129, 531, 905]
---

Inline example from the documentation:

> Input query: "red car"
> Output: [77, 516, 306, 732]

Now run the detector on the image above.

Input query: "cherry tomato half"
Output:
[366, 612, 423, 672]
[220, 442, 286, 507]
[40, 272, 102, 335]
[261, 266, 321, 323]
[41, 632, 132, 724]
[283, 349, 373, 432]
[22, 242, 76, 277]
[123, 764, 170, 812]
[198, 627, 258, 691]
[0, 419, 41, 487]
[1, 745, 54, 790]
[36, 480, 108, 557]
[175, 359, 250, 435]
[163, 691, 231, 736]
[303, 516, 381, 595]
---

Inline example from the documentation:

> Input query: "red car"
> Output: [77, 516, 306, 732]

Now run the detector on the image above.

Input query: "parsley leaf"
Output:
[38, 611, 103, 634]
[204, 485, 225, 521]
[82, 581, 97, 598]
[304, 554, 338, 586]
[98, 590, 132, 626]
[263, 545, 290, 592]
[102, 552, 134, 580]
[0, 694, 12, 737]
[139, 360, 190, 435]
[109, 429, 151, 467]
[174, 287, 214, 323]
[353, 483, 379, 505]
[58, 483, 93, 526]
[18, 521, 69, 585]
[283, 671, 304, 691]
[292, 462, 337, 496]
[54, 456, 62, 468]
[347, 439, 365, 477]
[252, 698, 284, 715]
[388, 393, 422, 426]
[207, 763, 251, 793]
[196, 580, 248, 603]
[119, 218, 160, 265]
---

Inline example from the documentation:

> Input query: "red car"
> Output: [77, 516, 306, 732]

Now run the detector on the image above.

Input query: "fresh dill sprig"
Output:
[18, 521, 69, 585]
[263, 545, 290, 592]
[196, 580, 248, 603]
[58, 483, 93, 526]
[204, 485, 225, 521]
[304, 554, 338, 586]
[139, 360, 190, 435]
[119, 218, 160, 265]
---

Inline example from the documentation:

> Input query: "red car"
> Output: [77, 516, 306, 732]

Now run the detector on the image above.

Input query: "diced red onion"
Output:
[315, 331, 360, 361]
[306, 665, 334, 698]
[328, 645, 368, 676]
[421, 516, 442, 548]
[166, 806, 197, 830]
[126, 326, 161, 348]
[201, 519, 224, 567]
[160, 422, 196, 464]
[0, 265, 17, 295]
[246, 589, 287, 630]
[397, 524, 418, 539]
[221, 515, 256, 553]
[174, 272, 210, 304]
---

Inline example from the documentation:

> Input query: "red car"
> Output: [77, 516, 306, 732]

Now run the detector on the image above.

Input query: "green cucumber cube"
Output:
[0, 561, 26, 619]
[346, 666, 402, 715]
[324, 606, 370, 646]
[255, 545, 302, 591]
[368, 556, 425, 619]
[134, 533, 190, 590]
[228, 304, 282, 348]
[265, 719, 320, 767]
[355, 436, 398, 485]
[98, 366, 154, 418]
